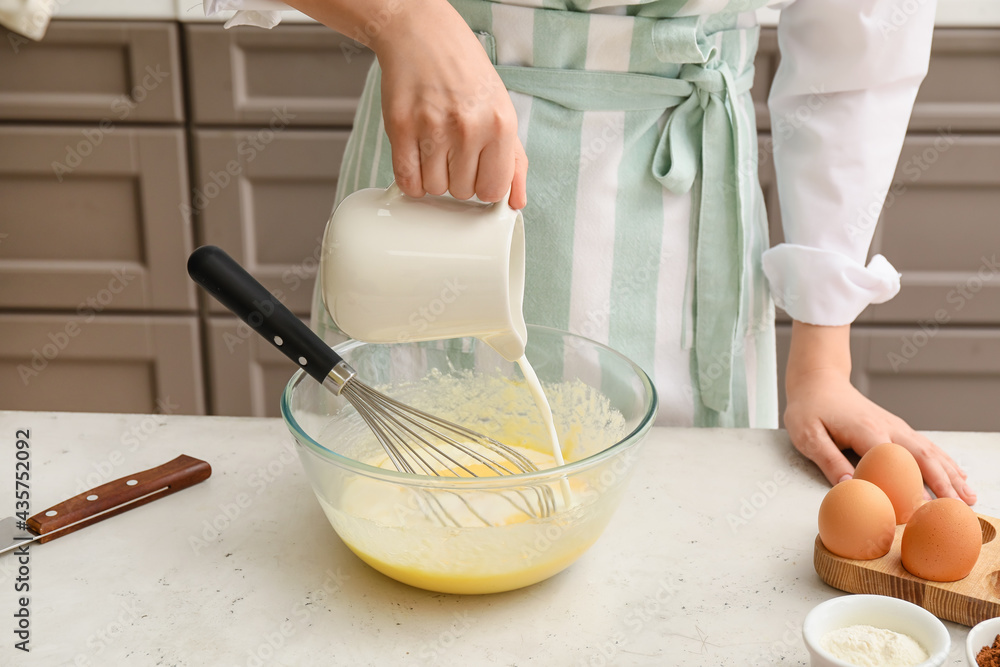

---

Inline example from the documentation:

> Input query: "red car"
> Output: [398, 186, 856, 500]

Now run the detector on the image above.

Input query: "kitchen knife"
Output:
[0, 454, 211, 556]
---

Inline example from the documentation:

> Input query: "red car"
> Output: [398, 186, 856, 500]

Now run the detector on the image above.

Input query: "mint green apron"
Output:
[315, 1, 778, 429]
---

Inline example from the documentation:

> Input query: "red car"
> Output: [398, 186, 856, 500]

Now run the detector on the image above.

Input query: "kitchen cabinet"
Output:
[0, 126, 195, 311]
[777, 326, 1000, 432]
[0, 314, 203, 414]
[0, 21, 183, 122]
[205, 316, 348, 417]
[192, 129, 350, 317]
[1, 21, 998, 429]
[185, 23, 375, 126]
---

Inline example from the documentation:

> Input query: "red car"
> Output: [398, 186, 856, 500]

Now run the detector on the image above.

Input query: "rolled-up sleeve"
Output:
[762, 0, 937, 325]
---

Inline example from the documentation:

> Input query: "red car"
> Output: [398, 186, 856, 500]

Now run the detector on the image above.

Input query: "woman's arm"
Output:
[282, 0, 527, 207]
[766, 0, 974, 502]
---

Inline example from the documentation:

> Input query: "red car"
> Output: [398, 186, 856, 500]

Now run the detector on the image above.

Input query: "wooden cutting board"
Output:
[814, 513, 1000, 627]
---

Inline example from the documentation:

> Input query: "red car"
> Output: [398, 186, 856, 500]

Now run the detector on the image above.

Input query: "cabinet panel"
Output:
[0, 127, 196, 311]
[192, 129, 349, 315]
[851, 327, 1000, 433]
[863, 136, 1000, 324]
[776, 325, 1000, 433]
[206, 316, 346, 417]
[911, 30, 1000, 131]
[0, 22, 183, 123]
[185, 24, 375, 126]
[0, 314, 204, 415]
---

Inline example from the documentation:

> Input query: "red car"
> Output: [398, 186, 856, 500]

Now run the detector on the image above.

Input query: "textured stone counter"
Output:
[0, 411, 995, 665]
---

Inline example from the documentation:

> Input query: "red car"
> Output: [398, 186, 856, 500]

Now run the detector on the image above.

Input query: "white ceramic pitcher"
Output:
[320, 182, 527, 361]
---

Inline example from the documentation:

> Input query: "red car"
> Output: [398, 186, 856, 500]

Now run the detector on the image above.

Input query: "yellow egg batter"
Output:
[314, 367, 630, 594]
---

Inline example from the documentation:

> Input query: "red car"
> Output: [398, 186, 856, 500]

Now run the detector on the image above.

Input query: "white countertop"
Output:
[0, 410, 995, 665]
[43, 0, 1000, 27]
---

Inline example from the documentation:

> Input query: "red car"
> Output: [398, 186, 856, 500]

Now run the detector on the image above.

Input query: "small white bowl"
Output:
[803, 594, 951, 667]
[966, 616, 1000, 665]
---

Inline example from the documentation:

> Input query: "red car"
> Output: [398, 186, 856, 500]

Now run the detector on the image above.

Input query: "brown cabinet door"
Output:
[185, 24, 375, 126]
[191, 129, 350, 316]
[206, 315, 347, 417]
[0, 314, 204, 415]
[911, 30, 1000, 132]
[0, 21, 183, 123]
[777, 325, 1000, 433]
[0, 126, 196, 311]
[863, 135, 1000, 324]
[851, 327, 1000, 433]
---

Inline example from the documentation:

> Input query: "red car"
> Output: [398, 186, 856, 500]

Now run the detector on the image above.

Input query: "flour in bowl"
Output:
[821, 624, 928, 667]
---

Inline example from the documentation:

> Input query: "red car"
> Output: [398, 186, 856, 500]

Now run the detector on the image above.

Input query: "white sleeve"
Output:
[204, 0, 287, 29]
[761, 0, 937, 326]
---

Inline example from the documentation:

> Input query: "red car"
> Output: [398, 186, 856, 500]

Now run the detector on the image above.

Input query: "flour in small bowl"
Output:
[821, 624, 928, 667]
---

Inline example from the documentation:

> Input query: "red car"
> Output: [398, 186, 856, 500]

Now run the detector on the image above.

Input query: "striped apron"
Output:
[314, 0, 779, 429]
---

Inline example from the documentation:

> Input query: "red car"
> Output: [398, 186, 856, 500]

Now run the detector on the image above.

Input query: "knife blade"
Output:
[0, 454, 211, 556]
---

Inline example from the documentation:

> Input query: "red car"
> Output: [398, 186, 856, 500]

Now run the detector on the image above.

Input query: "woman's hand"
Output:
[784, 321, 976, 504]
[375, 2, 527, 207]
[286, 0, 527, 208]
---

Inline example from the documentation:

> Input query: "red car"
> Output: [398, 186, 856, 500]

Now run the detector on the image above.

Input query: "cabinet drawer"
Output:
[863, 135, 1000, 324]
[192, 129, 349, 316]
[0, 21, 183, 123]
[0, 126, 196, 311]
[206, 316, 346, 417]
[0, 314, 204, 415]
[911, 30, 1000, 132]
[185, 24, 375, 126]
[776, 325, 1000, 432]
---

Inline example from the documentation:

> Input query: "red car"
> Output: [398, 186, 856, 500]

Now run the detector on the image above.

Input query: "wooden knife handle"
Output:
[26, 454, 212, 544]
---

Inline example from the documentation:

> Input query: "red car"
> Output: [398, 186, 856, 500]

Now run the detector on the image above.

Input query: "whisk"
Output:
[187, 246, 555, 525]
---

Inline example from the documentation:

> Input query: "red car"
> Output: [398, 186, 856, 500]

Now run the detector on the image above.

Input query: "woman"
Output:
[211, 0, 975, 504]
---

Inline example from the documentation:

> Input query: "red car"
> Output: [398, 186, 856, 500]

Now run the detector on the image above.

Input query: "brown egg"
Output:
[901, 497, 981, 581]
[818, 479, 896, 560]
[854, 442, 925, 524]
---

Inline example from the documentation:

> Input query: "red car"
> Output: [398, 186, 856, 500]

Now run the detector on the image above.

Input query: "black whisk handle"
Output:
[187, 245, 344, 385]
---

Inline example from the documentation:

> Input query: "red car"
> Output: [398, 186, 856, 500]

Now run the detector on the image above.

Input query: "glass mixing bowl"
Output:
[281, 325, 657, 594]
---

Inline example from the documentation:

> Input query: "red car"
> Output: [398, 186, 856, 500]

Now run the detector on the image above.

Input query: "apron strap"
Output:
[496, 59, 754, 414]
